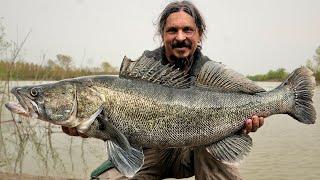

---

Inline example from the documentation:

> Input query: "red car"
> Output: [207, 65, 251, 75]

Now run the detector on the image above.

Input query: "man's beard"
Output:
[169, 39, 193, 69]
[168, 54, 192, 70]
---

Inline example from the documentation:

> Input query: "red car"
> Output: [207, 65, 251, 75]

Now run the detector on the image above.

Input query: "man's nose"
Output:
[176, 30, 187, 41]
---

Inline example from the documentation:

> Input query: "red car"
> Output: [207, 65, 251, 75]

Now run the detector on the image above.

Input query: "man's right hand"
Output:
[61, 126, 89, 138]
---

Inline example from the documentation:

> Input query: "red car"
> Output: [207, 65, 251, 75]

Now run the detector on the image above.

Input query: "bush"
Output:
[247, 68, 289, 81]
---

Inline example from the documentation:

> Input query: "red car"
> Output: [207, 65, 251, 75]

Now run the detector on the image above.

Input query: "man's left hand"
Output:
[243, 115, 264, 134]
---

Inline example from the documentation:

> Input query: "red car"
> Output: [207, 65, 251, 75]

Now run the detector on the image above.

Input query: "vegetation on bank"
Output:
[0, 54, 118, 81]
[306, 46, 320, 83]
[247, 46, 320, 83]
[247, 68, 289, 81]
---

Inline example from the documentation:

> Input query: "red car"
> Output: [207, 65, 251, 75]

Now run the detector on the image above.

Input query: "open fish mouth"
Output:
[5, 88, 39, 118]
[5, 101, 38, 118]
[5, 101, 29, 117]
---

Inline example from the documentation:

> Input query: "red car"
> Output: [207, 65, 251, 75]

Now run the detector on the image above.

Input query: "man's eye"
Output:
[166, 28, 177, 33]
[183, 27, 194, 33]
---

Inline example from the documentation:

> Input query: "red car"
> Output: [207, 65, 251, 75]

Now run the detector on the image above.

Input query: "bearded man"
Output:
[63, 1, 264, 179]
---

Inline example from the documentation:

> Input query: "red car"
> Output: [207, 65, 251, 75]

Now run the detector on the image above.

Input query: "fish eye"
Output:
[30, 88, 38, 97]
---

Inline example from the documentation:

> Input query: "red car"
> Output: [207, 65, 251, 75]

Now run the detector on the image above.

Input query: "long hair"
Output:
[157, 1, 207, 42]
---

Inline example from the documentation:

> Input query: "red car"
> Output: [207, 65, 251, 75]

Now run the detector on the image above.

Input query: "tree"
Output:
[47, 59, 57, 68]
[56, 54, 72, 70]
[45, 54, 73, 80]
[101, 61, 117, 74]
[306, 46, 320, 82]
[0, 18, 11, 57]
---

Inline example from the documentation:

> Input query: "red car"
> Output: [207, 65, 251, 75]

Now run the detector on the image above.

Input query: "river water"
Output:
[0, 81, 319, 179]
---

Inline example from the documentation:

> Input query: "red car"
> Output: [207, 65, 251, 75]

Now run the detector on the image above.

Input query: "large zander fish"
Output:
[5, 56, 317, 177]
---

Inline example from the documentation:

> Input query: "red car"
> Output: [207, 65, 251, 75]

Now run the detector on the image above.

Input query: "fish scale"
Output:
[94, 77, 293, 148]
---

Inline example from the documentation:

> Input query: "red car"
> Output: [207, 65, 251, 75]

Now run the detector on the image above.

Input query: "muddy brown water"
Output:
[1, 81, 319, 179]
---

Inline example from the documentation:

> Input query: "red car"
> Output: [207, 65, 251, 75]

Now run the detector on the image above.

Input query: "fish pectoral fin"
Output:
[99, 115, 132, 153]
[106, 140, 144, 177]
[98, 115, 144, 177]
[76, 105, 104, 133]
[206, 133, 252, 164]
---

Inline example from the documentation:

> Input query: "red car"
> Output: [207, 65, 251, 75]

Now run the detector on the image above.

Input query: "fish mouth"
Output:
[5, 102, 30, 117]
[5, 88, 39, 118]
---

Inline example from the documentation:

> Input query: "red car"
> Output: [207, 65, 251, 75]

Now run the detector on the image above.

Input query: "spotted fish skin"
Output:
[85, 73, 306, 148]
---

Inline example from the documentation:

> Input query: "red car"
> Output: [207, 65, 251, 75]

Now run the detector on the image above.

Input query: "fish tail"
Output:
[280, 67, 316, 124]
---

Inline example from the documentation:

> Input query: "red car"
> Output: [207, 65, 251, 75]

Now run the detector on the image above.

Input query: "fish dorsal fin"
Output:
[119, 56, 136, 77]
[119, 55, 191, 88]
[196, 61, 265, 94]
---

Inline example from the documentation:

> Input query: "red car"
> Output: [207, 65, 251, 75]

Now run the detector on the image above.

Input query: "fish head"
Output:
[6, 79, 106, 128]
[6, 82, 79, 126]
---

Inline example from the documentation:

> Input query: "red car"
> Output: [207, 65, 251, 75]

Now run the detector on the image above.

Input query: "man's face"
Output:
[163, 11, 201, 61]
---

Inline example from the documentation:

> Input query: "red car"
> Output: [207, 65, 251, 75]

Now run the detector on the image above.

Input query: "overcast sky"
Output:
[1, 0, 320, 75]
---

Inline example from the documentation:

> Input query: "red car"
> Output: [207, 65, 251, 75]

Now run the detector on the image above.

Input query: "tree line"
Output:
[2, 49, 320, 82]
[247, 46, 320, 83]
[247, 68, 288, 81]
[0, 54, 118, 80]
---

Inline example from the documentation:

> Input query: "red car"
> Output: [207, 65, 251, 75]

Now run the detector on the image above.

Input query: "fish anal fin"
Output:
[206, 134, 252, 164]
[196, 61, 265, 94]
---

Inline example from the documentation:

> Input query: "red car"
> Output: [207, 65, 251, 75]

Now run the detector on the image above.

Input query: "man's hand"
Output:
[61, 126, 89, 138]
[243, 115, 264, 134]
